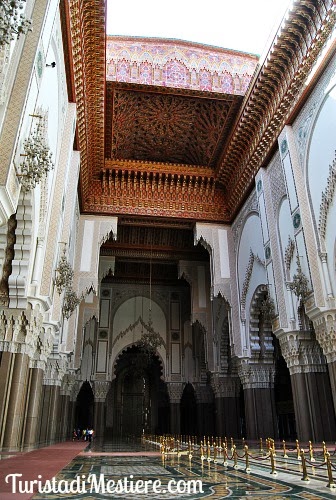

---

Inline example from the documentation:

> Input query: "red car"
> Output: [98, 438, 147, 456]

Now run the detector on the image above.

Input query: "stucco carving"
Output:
[313, 313, 336, 364]
[194, 222, 232, 302]
[166, 382, 184, 403]
[8, 191, 33, 308]
[93, 380, 110, 401]
[237, 360, 275, 389]
[211, 374, 240, 398]
[293, 56, 336, 166]
[240, 249, 265, 313]
[277, 331, 326, 375]
[231, 190, 258, 251]
[318, 152, 336, 241]
[268, 153, 287, 217]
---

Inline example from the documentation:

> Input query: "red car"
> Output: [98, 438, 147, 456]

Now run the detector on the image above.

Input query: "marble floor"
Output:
[2, 439, 336, 499]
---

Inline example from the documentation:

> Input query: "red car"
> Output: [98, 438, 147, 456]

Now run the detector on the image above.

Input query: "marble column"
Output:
[279, 331, 336, 442]
[167, 383, 184, 435]
[211, 375, 241, 438]
[2, 352, 30, 452]
[314, 313, 336, 420]
[194, 384, 215, 437]
[238, 362, 278, 441]
[0, 351, 14, 447]
[23, 364, 44, 450]
[93, 381, 110, 438]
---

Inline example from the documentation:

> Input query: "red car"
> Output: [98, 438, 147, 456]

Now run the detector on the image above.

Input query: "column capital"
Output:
[194, 384, 213, 404]
[312, 312, 336, 363]
[93, 380, 110, 402]
[210, 374, 240, 398]
[166, 382, 184, 403]
[277, 330, 326, 375]
[237, 359, 275, 389]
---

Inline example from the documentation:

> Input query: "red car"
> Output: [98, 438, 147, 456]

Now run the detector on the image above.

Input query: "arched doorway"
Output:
[181, 383, 198, 435]
[112, 345, 167, 438]
[75, 382, 94, 430]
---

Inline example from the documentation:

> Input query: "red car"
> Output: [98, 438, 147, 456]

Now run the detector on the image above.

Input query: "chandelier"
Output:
[62, 288, 81, 319]
[54, 244, 81, 319]
[289, 255, 311, 302]
[54, 247, 74, 294]
[17, 114, 54, 191]
[139, 237, 164, 355]
[0, 1, 32, 47]
[259, 290, 276, 320]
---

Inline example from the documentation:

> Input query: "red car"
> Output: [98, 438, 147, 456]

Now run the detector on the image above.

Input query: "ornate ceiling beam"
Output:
[217, 0, 336, 218]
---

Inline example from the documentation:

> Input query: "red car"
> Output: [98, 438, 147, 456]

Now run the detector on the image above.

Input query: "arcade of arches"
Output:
[1, 0, 336, 458]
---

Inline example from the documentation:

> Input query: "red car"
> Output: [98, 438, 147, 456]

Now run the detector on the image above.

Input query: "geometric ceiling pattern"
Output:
[106, 84, 243, 168]
[63, 0, 336, 279]
[65, 0, 336, 224]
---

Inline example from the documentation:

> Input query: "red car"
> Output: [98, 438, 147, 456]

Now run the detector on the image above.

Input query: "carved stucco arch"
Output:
[249, 284, 274, 362]
[111, 342, 165, 381]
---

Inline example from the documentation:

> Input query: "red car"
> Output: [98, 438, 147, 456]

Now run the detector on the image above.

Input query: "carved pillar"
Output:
[238, 362, 277, 440]
[211, 375, 241, 438]
[279, 331, 336, 441]
[194, 384, 215, 437]
[167, 383, 184, 435]
[93, 381, 110, 438]
[23, 362, 44, 450]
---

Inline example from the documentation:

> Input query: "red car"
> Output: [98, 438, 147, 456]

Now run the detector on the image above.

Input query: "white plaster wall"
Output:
[307, 84, 336, 222]
[306, 83, 336, 293]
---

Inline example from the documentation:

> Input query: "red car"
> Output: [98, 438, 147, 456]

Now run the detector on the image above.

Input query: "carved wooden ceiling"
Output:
[63, 0, 336, 237]
[105, 83, 242, 168]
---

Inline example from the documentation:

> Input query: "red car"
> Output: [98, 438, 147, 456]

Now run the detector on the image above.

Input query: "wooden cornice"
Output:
[68, 0, 106, 209]
[217, 0, 336, 218]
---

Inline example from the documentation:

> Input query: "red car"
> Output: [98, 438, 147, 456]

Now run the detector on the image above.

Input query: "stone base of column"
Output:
[170, 402, 181, 435]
